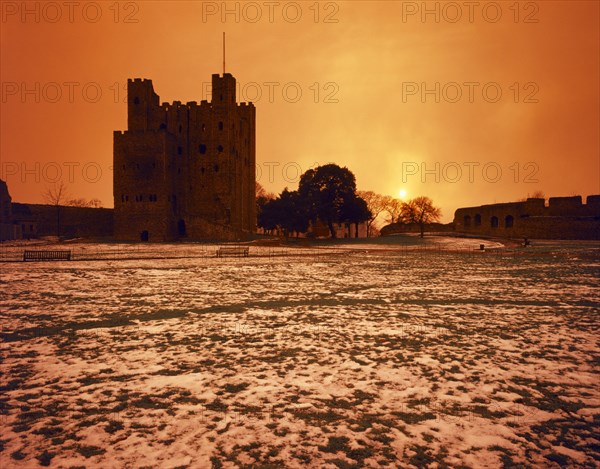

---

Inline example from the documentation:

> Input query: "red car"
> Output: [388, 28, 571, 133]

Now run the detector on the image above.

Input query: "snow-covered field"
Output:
[1, 238, 598, 468]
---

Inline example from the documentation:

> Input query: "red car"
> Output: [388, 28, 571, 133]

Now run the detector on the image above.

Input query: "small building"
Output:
[0, 181, 38, 241]
[11, 203, 37, 239]
[307, 220, 368, 238]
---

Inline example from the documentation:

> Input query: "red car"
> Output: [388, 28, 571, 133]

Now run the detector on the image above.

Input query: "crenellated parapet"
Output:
[453, 195, 600, 240]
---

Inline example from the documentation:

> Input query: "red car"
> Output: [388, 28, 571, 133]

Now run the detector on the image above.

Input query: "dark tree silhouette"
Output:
[256, 182, 275, 232]
[340, 194, 371, 238]
[258, 189, 308, 237]
[299, 164, 358, 238]
[43, 181, 69, 239]
[400, 196, 442, 238]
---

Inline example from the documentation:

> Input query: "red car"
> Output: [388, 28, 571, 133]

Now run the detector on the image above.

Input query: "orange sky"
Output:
[1, 1, 599, 222]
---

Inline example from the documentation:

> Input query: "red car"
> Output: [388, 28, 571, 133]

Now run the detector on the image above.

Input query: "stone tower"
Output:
[113, 73, 256, 241]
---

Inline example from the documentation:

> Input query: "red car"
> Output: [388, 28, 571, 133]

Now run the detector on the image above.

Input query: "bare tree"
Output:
[383, 196, 403, 224]
[400, 196, 442, 238]
[43, 181, 70, 238]
[357, 190, 388, 237]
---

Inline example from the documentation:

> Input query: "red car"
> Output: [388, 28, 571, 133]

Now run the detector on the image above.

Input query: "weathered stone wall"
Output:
[380, 222, 454, 236]
[0, 179, 13, 241]
[453, 195, 600, 240]
[25, 204, 114, 239]
[114, 74, 256, 242]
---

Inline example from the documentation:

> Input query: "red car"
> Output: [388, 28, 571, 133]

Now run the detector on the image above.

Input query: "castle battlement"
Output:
[453, 194, 600, 240]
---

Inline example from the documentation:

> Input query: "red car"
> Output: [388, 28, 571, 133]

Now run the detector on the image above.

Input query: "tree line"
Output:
[257, 164, 441, 238]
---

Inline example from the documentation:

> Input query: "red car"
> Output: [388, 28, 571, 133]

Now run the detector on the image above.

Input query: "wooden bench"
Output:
[23, 250, 72, 262]
[216, 247, 249, 258]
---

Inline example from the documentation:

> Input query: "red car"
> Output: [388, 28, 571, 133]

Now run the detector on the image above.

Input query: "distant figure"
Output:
[524, 238, 531, 247]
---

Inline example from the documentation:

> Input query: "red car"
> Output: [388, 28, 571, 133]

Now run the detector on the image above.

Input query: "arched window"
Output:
[199, 144, 207, 154]
[464, 215, 471, 227]
[491, 216, 499, 228]
[218, 121, 224, 131]
[505, 215, 514, 228]
[133, 97, 140, 105]
[474, 214, 481, 226]
[217, 145, 223, 153]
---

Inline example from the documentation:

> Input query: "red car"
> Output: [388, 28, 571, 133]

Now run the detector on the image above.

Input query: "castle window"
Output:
[218, 121, 223, 131]
[464, 215, 471, 227]
[199, 144, 207, 154]
[177, 146, 183, 155]
[179, 125, 182, 133]
[220, 94, 223, 101]
[490, 216, 499, 228]
[214, 164, 219, 172]
[134, 97, 140, 105]
[474, 214, 481, 226]
[202, 124, 206, 131]
[126, 195, 129, 202]
[159, 123, 166, 130]
[217, 145, 223, 153]
[505, 215, 514, 228]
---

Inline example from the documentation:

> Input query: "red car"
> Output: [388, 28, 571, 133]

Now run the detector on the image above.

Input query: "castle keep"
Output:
[113, 73, 256, 241]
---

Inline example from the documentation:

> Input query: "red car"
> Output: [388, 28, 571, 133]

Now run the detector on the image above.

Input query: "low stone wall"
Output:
[380, 222, 454, 236]
[453, 196, 600, 240]
[24, 204, 114, 239]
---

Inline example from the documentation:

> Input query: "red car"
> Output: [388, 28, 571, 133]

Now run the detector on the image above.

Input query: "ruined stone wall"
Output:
[25, 204, 113, 239]
[453, 196, 600, 239]
[0, 179, 13, 240]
